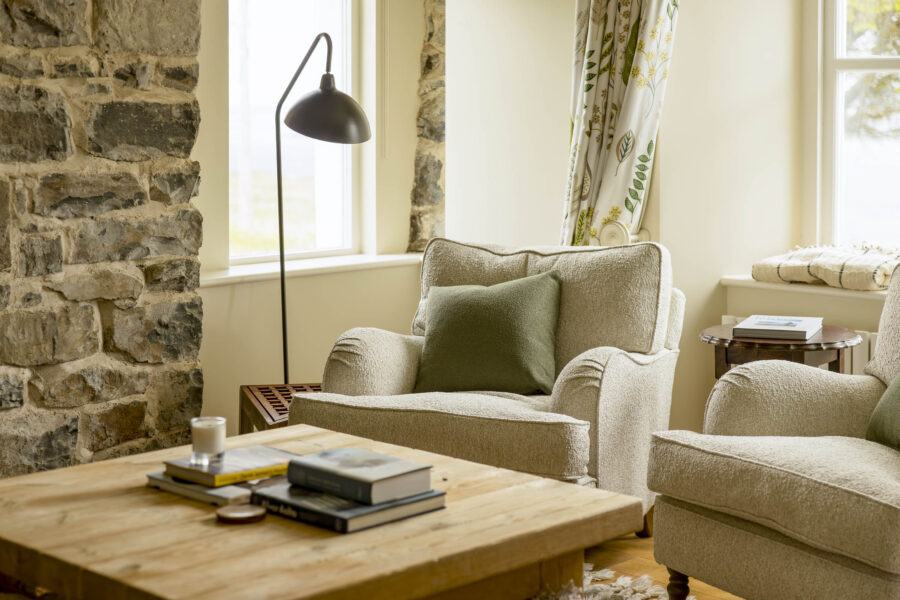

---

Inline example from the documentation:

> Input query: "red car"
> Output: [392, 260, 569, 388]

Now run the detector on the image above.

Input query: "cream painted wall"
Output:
[195, 1, 426, 434]
[445, 0, 805, 431]
[658, 0, 802, 430]
[200, 267, 421, 433]
[445, 0, 575, 246]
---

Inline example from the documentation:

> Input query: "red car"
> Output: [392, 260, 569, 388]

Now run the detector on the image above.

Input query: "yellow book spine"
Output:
[210, 464, 288, 486]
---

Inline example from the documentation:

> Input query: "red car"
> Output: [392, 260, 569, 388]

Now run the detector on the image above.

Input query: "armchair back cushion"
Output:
[413, 239, 673, 375]
[867, 266, 900, 385]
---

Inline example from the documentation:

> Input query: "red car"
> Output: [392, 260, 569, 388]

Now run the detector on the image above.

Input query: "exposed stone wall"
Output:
[407, 0, 445, 252]
[0, 0, 202, 477]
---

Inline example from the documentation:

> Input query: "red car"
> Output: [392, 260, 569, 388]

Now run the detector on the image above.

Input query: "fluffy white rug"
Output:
[532, 564, 697, 600]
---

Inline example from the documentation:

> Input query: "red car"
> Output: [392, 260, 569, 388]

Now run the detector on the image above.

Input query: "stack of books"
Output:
[146, 445, 445, 534]
[252, 447, 445, 533]
[146, 445, 297, 505]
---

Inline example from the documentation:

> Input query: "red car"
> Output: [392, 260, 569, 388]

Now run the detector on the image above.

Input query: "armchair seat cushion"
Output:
[648, 431, 900, 575]
[290, 391, 591, 483]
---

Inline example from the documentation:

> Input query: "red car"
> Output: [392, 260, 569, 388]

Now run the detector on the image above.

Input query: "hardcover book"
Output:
[733, 315, 823, 340]
[288, 446, 431, 505]
[164, 445, 298, 487]
[146, 472, 286, 506]
[251, 482, 445, 533]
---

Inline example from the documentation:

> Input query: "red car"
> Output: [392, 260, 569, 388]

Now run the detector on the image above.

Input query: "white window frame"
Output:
[821, 0, 900, 245]
[227, 0, 363, 266]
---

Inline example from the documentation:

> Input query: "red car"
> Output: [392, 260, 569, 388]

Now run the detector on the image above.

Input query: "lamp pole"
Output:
[273, 33, 370, 385]
[274, 34, 333, 384]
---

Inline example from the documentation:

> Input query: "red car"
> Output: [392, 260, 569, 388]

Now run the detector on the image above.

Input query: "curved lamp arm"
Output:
[274, 32, 332, 384]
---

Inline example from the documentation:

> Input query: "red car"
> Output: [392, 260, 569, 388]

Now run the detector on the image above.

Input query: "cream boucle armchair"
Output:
[648, 271, 900, 600]
[290, 238, 684, 523]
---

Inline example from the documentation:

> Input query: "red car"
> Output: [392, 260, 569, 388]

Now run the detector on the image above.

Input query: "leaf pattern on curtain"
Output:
[561, 0, 679, 246]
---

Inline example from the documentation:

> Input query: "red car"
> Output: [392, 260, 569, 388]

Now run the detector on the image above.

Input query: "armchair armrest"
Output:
[552, 346, 680, 511]
[322, 327, 423, 396]
[703, 360, 885, 438]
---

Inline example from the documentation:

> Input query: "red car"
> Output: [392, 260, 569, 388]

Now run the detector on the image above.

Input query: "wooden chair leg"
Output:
[635, 506, 653, 538]
[666, 567, 690, 600]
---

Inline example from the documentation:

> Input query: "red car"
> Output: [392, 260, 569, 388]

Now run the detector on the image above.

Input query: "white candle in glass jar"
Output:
[191, 417, 226, 457]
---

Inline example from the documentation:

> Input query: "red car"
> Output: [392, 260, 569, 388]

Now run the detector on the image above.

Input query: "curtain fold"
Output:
[561, 0, 679, 246]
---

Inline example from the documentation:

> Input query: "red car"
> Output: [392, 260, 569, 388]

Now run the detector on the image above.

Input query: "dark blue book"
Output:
[287, 447, 431, 505]
[251, 483, 445, 533]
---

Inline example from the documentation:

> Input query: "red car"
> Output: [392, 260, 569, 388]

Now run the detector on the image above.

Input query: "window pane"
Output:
[229, 0, 352, 260]
[842, 0, 900, 57]
[834, 70, 900, 245]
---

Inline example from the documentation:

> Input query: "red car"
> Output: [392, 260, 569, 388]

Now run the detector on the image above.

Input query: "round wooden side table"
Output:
[699, 324, 862, 379]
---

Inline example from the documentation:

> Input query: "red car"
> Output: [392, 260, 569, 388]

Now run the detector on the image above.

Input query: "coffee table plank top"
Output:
[0, 425, 641, 600]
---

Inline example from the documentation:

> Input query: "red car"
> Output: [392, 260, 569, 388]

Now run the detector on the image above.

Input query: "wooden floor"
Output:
[586, 534, 742, 600]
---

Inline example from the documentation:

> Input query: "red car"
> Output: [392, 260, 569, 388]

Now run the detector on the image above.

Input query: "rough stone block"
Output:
[0, 304, 99, 366]
[0, 180, 9, 272]
[82, 399, 147, 451]
[46, 266, 143, 302]
[0, 285, 9, 309]
[150, 161, 199, 204]
[157, 62, 198, 92]
[85, 81, 112, 96]
[0, 55, 43, 78]
[416, 92, 445, 143]
[111, 61, 152, 90]
[20, 291, 40, 307]
[95, 0, 200, 56]
[105, 298, 202, 363]
[50, 56, 99, 78]
[142, 258, 199, 292]
[69, 209, 202, 263]
[34, 172, 146, 218]
[19, 234, 62, 276]
[30, 357, 149, 409]
[0, 409, 77, 477]
[0, 373, 25, 409]
[0, 85, 72, 162]
[411, 153, 443, 206]
[408, 209, 445, 252]
[152, 367, 201, 431]
[0, 0, 90, 48]
[86, 101, 199, 161]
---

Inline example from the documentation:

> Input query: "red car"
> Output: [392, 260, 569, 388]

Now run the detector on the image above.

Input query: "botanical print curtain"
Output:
[561, 0, 679, 245]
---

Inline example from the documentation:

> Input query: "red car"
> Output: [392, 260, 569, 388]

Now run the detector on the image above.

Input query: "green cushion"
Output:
[867, 374, 900, 451]
[414, 270, 561, 395]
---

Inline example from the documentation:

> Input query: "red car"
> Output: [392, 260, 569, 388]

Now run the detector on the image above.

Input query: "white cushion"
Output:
[290, 391, 591, 483]
[648, 431, 900, 575]
[412, 238, 672, 374]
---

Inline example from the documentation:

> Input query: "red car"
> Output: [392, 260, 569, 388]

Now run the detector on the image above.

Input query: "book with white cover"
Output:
[733, 315, 823, 340]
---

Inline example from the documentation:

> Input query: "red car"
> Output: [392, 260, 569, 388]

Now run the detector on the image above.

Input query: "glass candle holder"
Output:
[190, 416, 226, 466]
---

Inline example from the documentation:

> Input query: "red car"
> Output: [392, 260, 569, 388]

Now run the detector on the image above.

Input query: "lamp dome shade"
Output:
[284, 74, 371, 144]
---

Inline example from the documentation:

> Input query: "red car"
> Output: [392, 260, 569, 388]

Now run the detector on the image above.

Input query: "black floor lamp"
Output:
[275, 32, 371, 383]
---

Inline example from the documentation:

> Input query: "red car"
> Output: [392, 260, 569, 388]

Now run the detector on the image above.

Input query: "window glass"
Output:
[842, 0, 900, 57]
[229, 0, 353, 261]
[835, 71, 900, 245]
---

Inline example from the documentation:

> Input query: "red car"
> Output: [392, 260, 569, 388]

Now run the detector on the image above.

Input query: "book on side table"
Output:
[733, 315, 823, 340]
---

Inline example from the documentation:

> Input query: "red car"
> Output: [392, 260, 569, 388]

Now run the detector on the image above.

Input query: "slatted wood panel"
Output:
[239, 383, 322, 433]
[0, 425, 642, 600]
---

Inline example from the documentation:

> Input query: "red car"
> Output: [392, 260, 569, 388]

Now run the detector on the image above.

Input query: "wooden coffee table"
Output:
[0, 425, 641, 600]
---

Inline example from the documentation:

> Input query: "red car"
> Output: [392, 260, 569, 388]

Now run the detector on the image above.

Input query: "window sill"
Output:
[720, 275, 887, 303]
[199, 253, 423, 289]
